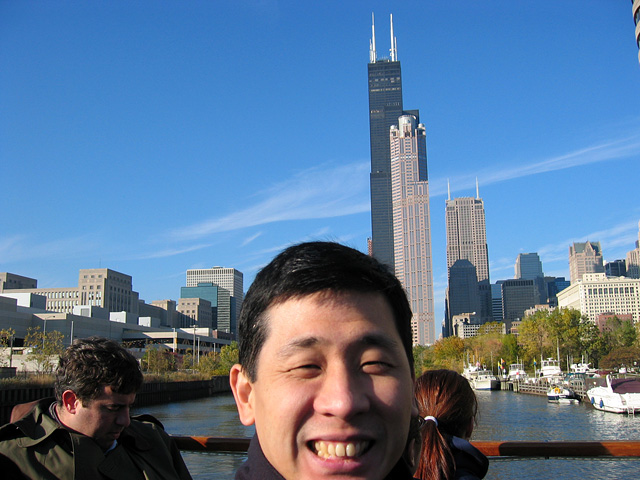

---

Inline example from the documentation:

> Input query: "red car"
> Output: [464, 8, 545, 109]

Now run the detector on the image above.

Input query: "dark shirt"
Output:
[236, 434, 416, 480]
[450, 436, 489, 480]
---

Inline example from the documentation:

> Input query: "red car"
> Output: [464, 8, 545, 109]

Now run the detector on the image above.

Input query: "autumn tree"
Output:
[432, 336, 464, 371]
[600, 346, 640, 371]
[142, 345, 177, 374]
[197, 342, 239, 376]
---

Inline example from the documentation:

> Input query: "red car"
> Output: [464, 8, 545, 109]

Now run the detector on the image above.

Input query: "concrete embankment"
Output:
[0, 375, 230, 425]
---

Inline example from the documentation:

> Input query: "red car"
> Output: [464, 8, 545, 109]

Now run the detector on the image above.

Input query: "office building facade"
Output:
[569, 241, 604, 284]
[389, 114, 434, 344]
[185, 267, 243, 336]
[501, 279, 537, 331]
[444, 191, 491, 335]
[515, 253, 543, 280]
[1, 268, 139, 315]
[445, 195, 490, 284]
[557, 273, 640, 323]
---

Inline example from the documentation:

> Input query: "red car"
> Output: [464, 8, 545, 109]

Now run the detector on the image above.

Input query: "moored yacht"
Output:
[587, 375, 640, 414]
[547, 385, 580, 404]
[508, 363, 528, 381]
[470, 369, 500, 390]
[539, 358, 562, 379]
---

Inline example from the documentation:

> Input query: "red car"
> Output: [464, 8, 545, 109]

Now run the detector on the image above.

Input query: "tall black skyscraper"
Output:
[368, 14, 404, 269]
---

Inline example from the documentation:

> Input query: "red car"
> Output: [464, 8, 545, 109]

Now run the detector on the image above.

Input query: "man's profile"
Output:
[230, 241, 418, 479]
[0, 337, 192, 480]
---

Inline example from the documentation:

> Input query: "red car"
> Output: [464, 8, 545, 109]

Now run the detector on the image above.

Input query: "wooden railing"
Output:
[171, 436, 640, 458]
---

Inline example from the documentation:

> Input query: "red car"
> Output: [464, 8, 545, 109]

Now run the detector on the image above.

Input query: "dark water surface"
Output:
[136, 390, 640, 479]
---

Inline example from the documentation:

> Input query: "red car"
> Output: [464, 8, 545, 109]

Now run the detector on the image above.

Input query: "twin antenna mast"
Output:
[369, 13, 397, 63]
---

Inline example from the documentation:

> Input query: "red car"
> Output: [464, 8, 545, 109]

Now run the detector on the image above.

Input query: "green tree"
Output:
[519, 311, 551, 363]
[0, 328, 15, 367]
[500, 334, 521, 366]
[413, 344, 435, 377]
[24, 326, 65, 374]
[579, 319, 607, 367]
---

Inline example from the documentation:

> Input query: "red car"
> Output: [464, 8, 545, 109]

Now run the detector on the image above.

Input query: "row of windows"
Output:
[45, 291, 79, 299]
[587, 286, 636, 295]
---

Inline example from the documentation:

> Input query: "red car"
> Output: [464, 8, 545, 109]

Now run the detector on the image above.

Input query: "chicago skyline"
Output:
[2, 3, 639, 332]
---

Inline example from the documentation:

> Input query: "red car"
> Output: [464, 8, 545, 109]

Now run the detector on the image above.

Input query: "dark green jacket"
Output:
[0, 398, 192, 480]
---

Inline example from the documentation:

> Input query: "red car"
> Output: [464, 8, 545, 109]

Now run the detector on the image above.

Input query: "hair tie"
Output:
[423, 415, 438, 427]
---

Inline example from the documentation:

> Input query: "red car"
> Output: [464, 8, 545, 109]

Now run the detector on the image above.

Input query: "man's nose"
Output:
[115, 408, 131, 428]
[314, 366, 370, 419]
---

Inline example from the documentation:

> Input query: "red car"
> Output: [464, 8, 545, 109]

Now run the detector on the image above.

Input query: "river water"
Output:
[135, 390, 640, 479]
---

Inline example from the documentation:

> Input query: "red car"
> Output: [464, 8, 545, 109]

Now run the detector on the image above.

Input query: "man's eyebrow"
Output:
[275, 333, 402, 360]
[276, 336, 322, 359]
[359, 333, 401, 352]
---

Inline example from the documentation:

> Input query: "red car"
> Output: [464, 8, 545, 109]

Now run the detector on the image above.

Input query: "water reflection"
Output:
[136, 390, 640, 479]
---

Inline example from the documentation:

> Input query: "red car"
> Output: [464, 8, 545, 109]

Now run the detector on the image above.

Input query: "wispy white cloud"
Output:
[126, 243, 213, 260]
[170, 162, 370, 241]
[241, 231, 263, 247]
[430, 133, 640, 197]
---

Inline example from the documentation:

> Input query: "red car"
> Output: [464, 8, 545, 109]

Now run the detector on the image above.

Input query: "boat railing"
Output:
[170, 436, 640, 458]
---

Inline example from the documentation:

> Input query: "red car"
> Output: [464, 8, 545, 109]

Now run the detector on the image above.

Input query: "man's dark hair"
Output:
[54, 337, 143, 404]
[238, 241, 413, 382]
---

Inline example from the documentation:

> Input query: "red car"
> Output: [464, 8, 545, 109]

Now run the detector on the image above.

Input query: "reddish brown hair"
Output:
[414, 369, 478, 480]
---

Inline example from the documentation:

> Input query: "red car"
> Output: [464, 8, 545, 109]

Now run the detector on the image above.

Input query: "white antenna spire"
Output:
[476, 177, 479, 199]
[390, 14, 397, 61]
[369, 12, 377, 63]
[447, 179, 451, 201]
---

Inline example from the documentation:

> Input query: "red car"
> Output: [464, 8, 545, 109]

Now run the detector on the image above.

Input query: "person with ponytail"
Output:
[413, 369, 489, 480]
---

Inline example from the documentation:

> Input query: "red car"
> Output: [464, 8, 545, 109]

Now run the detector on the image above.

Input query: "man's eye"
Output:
[361, 361, 392, 374]
[290, 364, 321, 377]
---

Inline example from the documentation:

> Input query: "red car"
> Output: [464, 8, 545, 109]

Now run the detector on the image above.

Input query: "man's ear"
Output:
[230, 364, 255, 426]
[61, 390, 80, 415]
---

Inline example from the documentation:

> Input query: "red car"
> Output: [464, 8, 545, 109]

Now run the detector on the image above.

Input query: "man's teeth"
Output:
[313, 440, 367, 459]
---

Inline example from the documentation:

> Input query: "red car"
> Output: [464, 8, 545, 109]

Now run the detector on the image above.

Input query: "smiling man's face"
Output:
[231, 291, 414, 480]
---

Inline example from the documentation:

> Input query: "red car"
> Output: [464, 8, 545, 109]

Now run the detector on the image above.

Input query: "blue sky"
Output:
[2, 1, 639, 337]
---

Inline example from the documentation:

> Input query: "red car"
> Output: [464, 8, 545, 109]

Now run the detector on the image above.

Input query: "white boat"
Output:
[547, 385, 579, 404]
[539, 358, 562, 379]
[508, 363, 528, 381]
[587, 375, 640, 414]
[570, 362, 598, 376]
[470, 369, 500, 390]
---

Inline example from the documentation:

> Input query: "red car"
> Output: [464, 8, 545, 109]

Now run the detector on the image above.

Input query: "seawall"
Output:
[0, 376, 231, 425]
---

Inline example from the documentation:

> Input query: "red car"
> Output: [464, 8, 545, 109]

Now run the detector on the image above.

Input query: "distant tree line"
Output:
[413, 308, 640, 376]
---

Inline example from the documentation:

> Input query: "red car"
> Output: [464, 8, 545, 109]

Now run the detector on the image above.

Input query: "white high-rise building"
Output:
[390, 115, 434, 345]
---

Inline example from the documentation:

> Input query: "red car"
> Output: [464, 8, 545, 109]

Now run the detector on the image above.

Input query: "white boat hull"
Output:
[587, 376, 640, 414]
